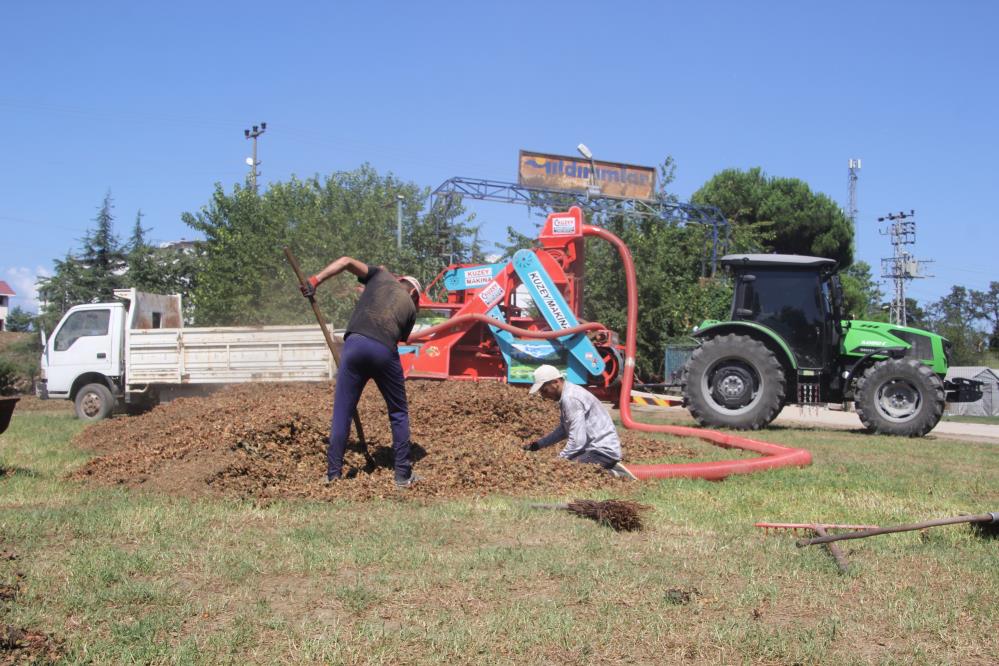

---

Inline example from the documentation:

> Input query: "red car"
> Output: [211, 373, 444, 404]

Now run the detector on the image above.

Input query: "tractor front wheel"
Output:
[855, 359, 944, 437]
[682, 334, 785, 430]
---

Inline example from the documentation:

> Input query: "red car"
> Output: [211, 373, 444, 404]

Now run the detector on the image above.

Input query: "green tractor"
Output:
[681, 254, 980, 437]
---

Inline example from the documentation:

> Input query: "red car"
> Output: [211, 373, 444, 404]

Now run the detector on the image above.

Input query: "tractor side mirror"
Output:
[829, 275, 845, 313]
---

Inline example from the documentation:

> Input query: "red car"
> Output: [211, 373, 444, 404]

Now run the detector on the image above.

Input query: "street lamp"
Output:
[577, 143, 600, 197]
[244, 122, 267, 193]
[396, 195, 404, 250]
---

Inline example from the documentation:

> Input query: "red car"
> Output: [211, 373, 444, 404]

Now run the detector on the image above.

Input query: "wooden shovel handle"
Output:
[283, 247, 368, 452]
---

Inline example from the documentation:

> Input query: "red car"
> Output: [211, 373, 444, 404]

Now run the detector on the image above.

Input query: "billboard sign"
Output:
[518, 150, 657, 200]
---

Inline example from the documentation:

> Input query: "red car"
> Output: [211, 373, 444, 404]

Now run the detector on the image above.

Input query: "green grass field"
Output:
[942, 415, 999, 425]
[1, 409, 997, 664]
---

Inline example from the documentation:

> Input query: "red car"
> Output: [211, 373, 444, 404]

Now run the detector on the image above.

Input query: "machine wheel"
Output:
[855, 359, 944, 437]
[593, 346, 624, 389]
[74, 383, 115, 421]
[682, 334, 785, 430]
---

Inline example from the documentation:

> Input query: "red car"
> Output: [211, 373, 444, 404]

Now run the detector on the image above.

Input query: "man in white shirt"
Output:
[523, 365, 638, 480]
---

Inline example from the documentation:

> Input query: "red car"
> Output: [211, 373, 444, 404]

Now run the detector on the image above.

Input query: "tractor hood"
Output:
[842, 319, 950, 373]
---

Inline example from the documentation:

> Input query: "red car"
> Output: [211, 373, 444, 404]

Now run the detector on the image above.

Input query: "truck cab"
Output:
[39, 302, 126, 415]
[39, 291, 182, 419]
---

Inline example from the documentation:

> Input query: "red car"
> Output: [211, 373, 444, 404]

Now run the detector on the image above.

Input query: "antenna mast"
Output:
[848, 159, 861, 248]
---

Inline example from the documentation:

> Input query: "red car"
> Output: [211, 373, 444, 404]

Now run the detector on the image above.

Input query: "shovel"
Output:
[284, 248, 375, 470]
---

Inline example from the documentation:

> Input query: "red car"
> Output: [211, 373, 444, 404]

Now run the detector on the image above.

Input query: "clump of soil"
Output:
[72, 381, 694, 501]
[0, 623, 62, 664]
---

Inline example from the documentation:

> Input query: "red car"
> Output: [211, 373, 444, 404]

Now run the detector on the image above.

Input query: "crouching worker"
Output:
[523, 364, 638, 480]
[302, 257, 421, 488]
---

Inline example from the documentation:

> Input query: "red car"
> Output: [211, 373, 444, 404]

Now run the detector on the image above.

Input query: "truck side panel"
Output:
[125, 325, 339, 387]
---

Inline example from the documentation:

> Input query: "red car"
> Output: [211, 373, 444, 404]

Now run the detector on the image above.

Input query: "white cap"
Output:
[529, 364, 563, 394]
[398, 275, 422, 294]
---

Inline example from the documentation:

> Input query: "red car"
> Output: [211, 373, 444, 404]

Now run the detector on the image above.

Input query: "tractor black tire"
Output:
[74, 383, 115, 421]
[855, 359, 945, 437]
[682, 334, 785, 430]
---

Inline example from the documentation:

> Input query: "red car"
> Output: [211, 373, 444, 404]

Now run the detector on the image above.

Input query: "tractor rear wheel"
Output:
[682, 334, 785, 430]
[855, 359, 944, 437]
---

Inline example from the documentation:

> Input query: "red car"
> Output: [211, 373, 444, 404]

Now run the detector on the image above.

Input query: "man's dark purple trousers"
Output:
[328, 333, 412, 481]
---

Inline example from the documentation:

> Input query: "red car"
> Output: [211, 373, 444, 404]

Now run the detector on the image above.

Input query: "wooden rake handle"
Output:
[797, 512, 999, 547]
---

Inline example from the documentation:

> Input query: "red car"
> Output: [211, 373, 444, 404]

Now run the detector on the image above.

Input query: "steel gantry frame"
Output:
[429, 176, 730, 276]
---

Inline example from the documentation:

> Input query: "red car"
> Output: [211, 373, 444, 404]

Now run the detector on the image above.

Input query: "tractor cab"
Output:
[723, 254, 842, 370]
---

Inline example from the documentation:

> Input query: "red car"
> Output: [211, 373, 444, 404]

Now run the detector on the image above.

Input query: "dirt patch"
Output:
[7, 395, 73, 414]
[71, 381, 694, 501]
[0, 623, 62, 665]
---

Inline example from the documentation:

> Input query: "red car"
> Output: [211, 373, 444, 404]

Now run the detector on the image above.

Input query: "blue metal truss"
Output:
[430, 176, 730, 275]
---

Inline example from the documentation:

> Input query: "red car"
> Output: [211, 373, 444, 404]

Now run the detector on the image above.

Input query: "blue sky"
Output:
[2, 1, 996, 314]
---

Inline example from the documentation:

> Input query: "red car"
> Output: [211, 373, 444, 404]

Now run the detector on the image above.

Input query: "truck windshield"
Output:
[54, 309, 110, 351]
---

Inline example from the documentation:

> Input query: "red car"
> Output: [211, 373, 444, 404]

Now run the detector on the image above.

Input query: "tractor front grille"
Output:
[890, 329, 934, 361]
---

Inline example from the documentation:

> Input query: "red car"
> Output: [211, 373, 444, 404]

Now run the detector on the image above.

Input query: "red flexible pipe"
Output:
[581, 225, 812, 480]
[407, 228, 812, 481]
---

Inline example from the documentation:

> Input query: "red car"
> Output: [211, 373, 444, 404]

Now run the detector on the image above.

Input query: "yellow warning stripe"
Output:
[631, 395, 680, 407]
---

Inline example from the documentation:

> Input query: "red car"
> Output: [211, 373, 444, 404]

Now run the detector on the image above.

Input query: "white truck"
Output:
[38, 289, 339, 420]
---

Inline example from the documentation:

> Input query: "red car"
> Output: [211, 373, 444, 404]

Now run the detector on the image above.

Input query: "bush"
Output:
[0, 358, 18, 395]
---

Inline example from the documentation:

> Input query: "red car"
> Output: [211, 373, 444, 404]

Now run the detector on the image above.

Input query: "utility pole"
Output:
[396, 195, 404, 250]
[878, 209, 932, 326]
[848, 158, 861, 249]
[243, 122, 267, 193]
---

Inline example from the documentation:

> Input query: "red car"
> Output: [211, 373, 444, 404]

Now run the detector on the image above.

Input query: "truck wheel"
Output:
[855, 359, 944, 437]
[74, 383, 115, 421]
[682, 334, 785, 430]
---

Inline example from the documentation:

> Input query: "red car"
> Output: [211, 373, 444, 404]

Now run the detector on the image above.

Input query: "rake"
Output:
[532, 499, 652, 532]
[755, 521, 880, 573]
[796, 511, 999, 548]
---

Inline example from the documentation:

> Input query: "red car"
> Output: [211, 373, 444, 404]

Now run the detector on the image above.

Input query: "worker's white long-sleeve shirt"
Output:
[535, 382, 622, 462]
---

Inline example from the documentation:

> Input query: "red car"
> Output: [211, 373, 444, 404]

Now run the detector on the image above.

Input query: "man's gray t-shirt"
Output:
[345, 265, 417, 351]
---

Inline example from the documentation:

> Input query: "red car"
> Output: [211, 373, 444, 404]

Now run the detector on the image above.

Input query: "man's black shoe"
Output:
[394, 473, 421, 488]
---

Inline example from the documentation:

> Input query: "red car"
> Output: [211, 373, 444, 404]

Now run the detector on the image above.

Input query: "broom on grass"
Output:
[531, 499, 652, 532]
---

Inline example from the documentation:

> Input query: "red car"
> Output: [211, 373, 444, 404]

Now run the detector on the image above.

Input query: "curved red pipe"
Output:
[581, 225, 811, 480]
[407, 228, 812, 481]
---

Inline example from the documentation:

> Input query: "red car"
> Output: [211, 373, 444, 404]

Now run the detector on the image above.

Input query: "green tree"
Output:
[970, 282, 999, 349]
[691, 167, 854, 266]
[36, 193, 126, 332]
[839, 261, 884, 320]
[183, 165, 477, 327]
[36, 251, 89, 333]
[926, 286, 986, 364]
[126, 210, 159, 292]
[78, 191, 127, 298]
[4, 306, 34, 332]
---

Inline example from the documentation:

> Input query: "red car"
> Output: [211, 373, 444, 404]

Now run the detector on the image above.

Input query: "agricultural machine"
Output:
[400, 207, 622, 397]
[681, 254, 981, 437]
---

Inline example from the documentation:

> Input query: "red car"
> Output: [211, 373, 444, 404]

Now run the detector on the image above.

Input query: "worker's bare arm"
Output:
[314, 257, 368, 284]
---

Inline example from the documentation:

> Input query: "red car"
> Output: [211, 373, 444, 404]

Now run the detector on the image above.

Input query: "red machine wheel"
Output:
[593, 346, 624, 388]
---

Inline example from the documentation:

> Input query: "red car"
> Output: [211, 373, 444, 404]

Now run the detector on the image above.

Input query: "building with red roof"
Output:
[0, 280, 15, 331]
